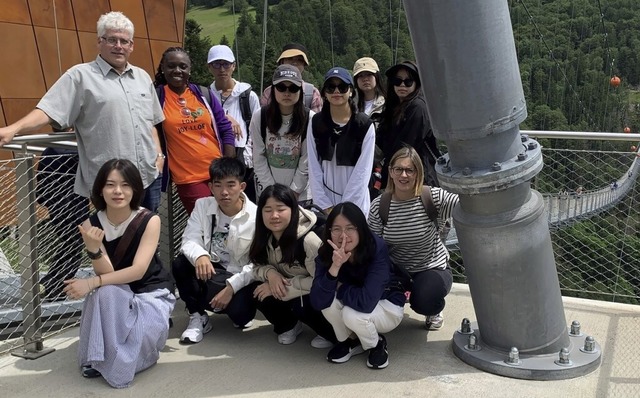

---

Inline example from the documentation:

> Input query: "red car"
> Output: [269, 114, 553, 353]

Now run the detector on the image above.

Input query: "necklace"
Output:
[106, 218, 123, 230]
[282, 113, 293, 126]
[106, 212, 131, 231]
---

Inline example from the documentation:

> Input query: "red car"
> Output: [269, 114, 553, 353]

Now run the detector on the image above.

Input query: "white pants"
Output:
[321, 297, 404, 350]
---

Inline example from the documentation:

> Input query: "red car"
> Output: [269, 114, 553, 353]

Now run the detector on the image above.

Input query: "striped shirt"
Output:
[368, 187, 459, 273]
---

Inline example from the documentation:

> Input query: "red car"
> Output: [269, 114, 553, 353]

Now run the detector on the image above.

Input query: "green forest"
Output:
[186, 0, 640, 134]
[185, 0, 640, 303]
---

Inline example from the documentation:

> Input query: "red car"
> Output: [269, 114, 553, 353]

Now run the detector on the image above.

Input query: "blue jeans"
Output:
[141, 176, 162, 213]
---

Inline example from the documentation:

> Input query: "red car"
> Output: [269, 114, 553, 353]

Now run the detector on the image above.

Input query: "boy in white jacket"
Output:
[172, 157, 258, 344]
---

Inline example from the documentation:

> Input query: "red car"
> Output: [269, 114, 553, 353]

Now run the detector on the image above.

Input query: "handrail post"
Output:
[11, 148, 54, 359]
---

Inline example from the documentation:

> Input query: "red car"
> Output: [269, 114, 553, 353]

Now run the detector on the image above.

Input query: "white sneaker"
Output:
[425, 313, 444, 331]
[277, 321, 303, 345]
[311, 335, 333, 349]
[180, 313, 212, 344]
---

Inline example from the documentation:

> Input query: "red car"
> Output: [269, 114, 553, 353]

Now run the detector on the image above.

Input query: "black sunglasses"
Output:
[274, 83, 302, 93]
[392, 77, 415, 87]
[324, 83, 350, 94]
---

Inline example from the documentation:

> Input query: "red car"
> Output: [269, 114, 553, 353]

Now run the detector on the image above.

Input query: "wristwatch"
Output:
[86, 248, 103, 260]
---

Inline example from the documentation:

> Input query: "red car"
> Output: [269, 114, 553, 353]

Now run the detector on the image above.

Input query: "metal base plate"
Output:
[11, 346, 55, 360]
[452, 323, 601, 380]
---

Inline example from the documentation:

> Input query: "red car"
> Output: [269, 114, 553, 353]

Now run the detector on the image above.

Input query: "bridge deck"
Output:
[1, 284, 638, 398]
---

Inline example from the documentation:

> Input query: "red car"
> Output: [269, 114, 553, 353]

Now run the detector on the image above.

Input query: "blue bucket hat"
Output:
[323, 67, 354, 86]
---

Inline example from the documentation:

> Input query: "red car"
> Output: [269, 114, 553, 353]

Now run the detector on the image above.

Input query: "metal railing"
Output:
[0, 131, 638, 356]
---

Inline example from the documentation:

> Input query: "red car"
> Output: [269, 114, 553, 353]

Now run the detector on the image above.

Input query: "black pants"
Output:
[409, 267, 453, 316]
[255, 291, 337, 342]
[172, 254, 257, 326]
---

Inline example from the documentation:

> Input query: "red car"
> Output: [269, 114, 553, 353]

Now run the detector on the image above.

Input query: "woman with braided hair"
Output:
[153, 47, 235, 213]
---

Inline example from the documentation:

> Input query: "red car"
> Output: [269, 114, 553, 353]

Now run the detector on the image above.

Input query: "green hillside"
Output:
[186, 5, 255, 45]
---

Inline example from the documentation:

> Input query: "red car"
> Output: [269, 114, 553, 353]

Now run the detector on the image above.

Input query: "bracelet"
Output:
[86, 248, 103, 260]
[97, 275, 103, 288]
[157, 153, 166, 159]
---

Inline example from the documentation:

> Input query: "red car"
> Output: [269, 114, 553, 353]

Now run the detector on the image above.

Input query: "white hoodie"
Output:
[210, 79, 261, 165]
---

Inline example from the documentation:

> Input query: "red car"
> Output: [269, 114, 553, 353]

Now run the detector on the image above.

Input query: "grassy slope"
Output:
[186, 6, 256, 45]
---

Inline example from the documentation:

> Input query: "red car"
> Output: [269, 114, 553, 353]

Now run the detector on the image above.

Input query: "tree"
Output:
[184, 19, 213, 86]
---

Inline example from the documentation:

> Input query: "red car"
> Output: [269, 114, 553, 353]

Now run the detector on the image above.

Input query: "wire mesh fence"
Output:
[449, 140, 640, 305]
[0, 150, 188, 356]
[0, 135, 638, 356]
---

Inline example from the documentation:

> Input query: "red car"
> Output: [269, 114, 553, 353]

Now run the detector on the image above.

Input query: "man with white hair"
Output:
[0, 11, 165, 212]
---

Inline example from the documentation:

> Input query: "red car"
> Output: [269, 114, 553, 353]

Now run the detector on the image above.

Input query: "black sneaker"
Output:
[367, 335, 389, 369]
[327, 337, 364, 363]
[81, 365, 101, 378]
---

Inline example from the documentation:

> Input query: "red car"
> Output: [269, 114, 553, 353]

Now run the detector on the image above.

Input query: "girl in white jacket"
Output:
[250, 184, 335, 348]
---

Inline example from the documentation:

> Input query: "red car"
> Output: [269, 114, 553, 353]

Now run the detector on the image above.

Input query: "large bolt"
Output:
[554, 348, 573, 366]
[437, 156, 447, 165]
[521, 134, 528, 142]
[465, 334, 481, 351]
[527, 141, 538, 150]
[580, 336, 598, 354]
[505, 347, 521, 365]
[517, 153, 527, 161]
[459, 318, 473, 334]
[468, 334, 477, 349]
[463, 167, 472, 176]
[491, 162, 502, 171]
[570, 320, 582, 336]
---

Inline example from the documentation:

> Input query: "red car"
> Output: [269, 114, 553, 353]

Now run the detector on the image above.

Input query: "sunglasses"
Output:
[324, 83, 350, 94]
[392, 77, 415, 87]
[274, 83, 302, 93]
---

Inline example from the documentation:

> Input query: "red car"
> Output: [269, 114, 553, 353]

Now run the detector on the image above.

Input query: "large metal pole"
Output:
[403, 0, 601, 379]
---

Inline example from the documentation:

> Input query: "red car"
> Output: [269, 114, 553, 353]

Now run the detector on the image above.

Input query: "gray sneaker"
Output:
[425, 313, 444, 330]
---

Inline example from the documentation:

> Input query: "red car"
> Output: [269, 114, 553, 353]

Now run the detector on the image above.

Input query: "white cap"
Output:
[207, 45, 235, 64]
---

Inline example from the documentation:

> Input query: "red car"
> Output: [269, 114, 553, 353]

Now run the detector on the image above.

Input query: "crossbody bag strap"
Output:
[111, 209, 152, 267]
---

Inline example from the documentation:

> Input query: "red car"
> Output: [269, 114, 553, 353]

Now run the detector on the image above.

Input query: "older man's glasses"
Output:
[390, 167, 416, 177]
[101, 36, 133, 47]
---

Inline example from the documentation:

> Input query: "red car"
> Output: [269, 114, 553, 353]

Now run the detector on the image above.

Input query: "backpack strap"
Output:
[303, 82, 314, 109]
[420, 185, 438, 226]
[199, 85, 212, 107]
[239, 88, 253, 143]
[379, 186, 438, 227]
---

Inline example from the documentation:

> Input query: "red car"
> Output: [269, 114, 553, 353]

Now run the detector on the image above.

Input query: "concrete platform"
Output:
[0, 284, 638, 397]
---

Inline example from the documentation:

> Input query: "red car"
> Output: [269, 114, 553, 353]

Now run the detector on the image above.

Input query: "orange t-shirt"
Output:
[162, 86, 222, 184]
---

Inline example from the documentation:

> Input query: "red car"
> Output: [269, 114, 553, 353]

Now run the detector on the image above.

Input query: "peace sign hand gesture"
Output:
[327, 237, 351, 273]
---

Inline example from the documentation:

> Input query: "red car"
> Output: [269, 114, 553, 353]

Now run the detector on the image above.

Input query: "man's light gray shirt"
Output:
[37, 55, 165, 197]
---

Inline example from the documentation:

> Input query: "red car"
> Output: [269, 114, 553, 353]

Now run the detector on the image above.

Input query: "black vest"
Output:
[312, 111, 372, 166]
